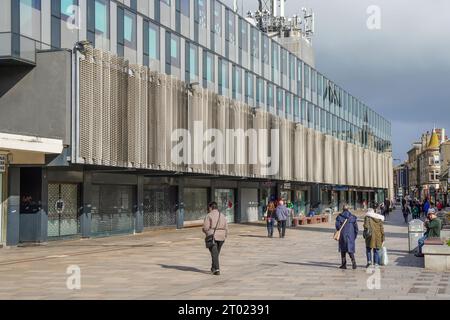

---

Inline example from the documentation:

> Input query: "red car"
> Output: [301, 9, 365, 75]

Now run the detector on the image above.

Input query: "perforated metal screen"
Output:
[77, 46, 392, 190]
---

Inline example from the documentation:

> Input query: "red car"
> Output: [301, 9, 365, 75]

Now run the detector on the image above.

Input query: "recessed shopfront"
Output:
[91, 185, 136, 237]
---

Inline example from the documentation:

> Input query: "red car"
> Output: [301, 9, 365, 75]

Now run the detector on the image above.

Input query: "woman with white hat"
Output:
[363, 208, 385, 268]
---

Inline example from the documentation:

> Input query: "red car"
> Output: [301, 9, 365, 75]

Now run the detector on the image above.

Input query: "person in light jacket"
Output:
[363, 208, 385, 268]
[335, 204, 359, 269]
[202, 202, 228, 275]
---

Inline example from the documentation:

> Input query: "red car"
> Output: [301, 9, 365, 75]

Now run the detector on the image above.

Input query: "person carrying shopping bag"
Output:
[363, 208, 385, 268]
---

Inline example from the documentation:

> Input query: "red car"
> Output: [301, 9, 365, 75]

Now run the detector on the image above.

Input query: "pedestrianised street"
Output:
[0, 209, 448, 300]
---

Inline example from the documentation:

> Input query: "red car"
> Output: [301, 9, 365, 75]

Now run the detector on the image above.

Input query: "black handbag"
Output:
[205, 212, 221, 249]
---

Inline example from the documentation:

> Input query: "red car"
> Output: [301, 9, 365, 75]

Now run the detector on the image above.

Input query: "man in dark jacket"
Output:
[415, 208, 442, 257]
[335, 205, 359, 269]
[276, 200, 289, 238]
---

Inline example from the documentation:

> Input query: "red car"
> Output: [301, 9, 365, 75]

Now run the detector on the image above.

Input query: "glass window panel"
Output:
[189, 45, 198, 79]
[149, 22, 159, 60]
[124, 11, 136, 48]
[95, 0, 108, 34]
[181, 0, 190, 16]
[213, 1, 222, 35]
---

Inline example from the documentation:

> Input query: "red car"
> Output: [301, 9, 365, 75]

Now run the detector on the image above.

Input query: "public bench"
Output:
[423, 238, 450, 272]
[293, 215, 328, 227]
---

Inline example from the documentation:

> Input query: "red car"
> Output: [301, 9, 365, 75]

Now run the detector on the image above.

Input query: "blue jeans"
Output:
[418, 235, 428, 254]
[366, 248, 380, 265]
[266, 218, 275, 237]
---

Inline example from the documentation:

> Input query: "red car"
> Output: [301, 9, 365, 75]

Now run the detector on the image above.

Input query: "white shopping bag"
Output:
[380, 244, 389, 266]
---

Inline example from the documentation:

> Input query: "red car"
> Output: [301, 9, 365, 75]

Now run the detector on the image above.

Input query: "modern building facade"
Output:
[0, 0, 393, 246]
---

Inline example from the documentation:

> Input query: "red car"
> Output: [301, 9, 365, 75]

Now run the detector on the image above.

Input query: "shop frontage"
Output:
[293, 186, 310, 216]
[258, 181, 277, 220]
[215, 189, 236, 223]
[183, 187, 209, 226]
[90, 184, 136, 237]
[143, 184, 177, 228]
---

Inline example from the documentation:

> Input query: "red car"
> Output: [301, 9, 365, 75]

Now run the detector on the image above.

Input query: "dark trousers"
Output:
[277, 220, 286, 238]
[209, 241, 224, 271]
[266, 218, 275, 237]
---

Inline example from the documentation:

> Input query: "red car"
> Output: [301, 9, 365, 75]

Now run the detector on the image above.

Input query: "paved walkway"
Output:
[0, 209, 449, 300]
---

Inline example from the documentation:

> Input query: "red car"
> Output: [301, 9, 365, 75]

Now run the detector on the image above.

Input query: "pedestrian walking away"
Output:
[202, 202, 229, 275]
[265, 201, 277, 238]
[363, 208, 385, 268]
[276, 200, 290, 238]
[415, 208, 442, 257]
[335, 204, 359, 270]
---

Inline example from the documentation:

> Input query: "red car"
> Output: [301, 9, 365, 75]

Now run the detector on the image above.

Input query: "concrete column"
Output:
[6, 167, 20, 246]
[236, 183, 243, 224]
[135, 175, 144, 233]
[81, 171, 92, 238]
[39, 168, 49, 243]
[176, 179, 185, 229]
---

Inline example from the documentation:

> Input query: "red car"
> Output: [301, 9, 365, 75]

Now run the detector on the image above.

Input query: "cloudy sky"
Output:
[224, 0, 450, 161]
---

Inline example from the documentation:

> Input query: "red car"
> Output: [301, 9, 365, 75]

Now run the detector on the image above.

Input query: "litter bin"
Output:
[324, 208, 333, 224]
[408, 219, 424, 253]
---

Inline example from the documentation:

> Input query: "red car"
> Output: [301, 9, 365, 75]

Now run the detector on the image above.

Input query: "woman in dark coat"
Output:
[335, 205, 359, 269]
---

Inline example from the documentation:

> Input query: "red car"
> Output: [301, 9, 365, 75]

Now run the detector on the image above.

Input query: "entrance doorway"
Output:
[19, 167, 42, 243]
[47, 184, 81, 239]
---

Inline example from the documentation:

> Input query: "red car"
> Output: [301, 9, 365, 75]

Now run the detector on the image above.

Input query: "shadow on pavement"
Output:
[239, 235, 270, 239]
[393, 254, 424, 268]
[280, 260, 340, 269]
[158, 264, 211, 275]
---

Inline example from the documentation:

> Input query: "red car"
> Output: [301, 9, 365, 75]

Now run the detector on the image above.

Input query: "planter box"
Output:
[423, 244, 450, 272]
